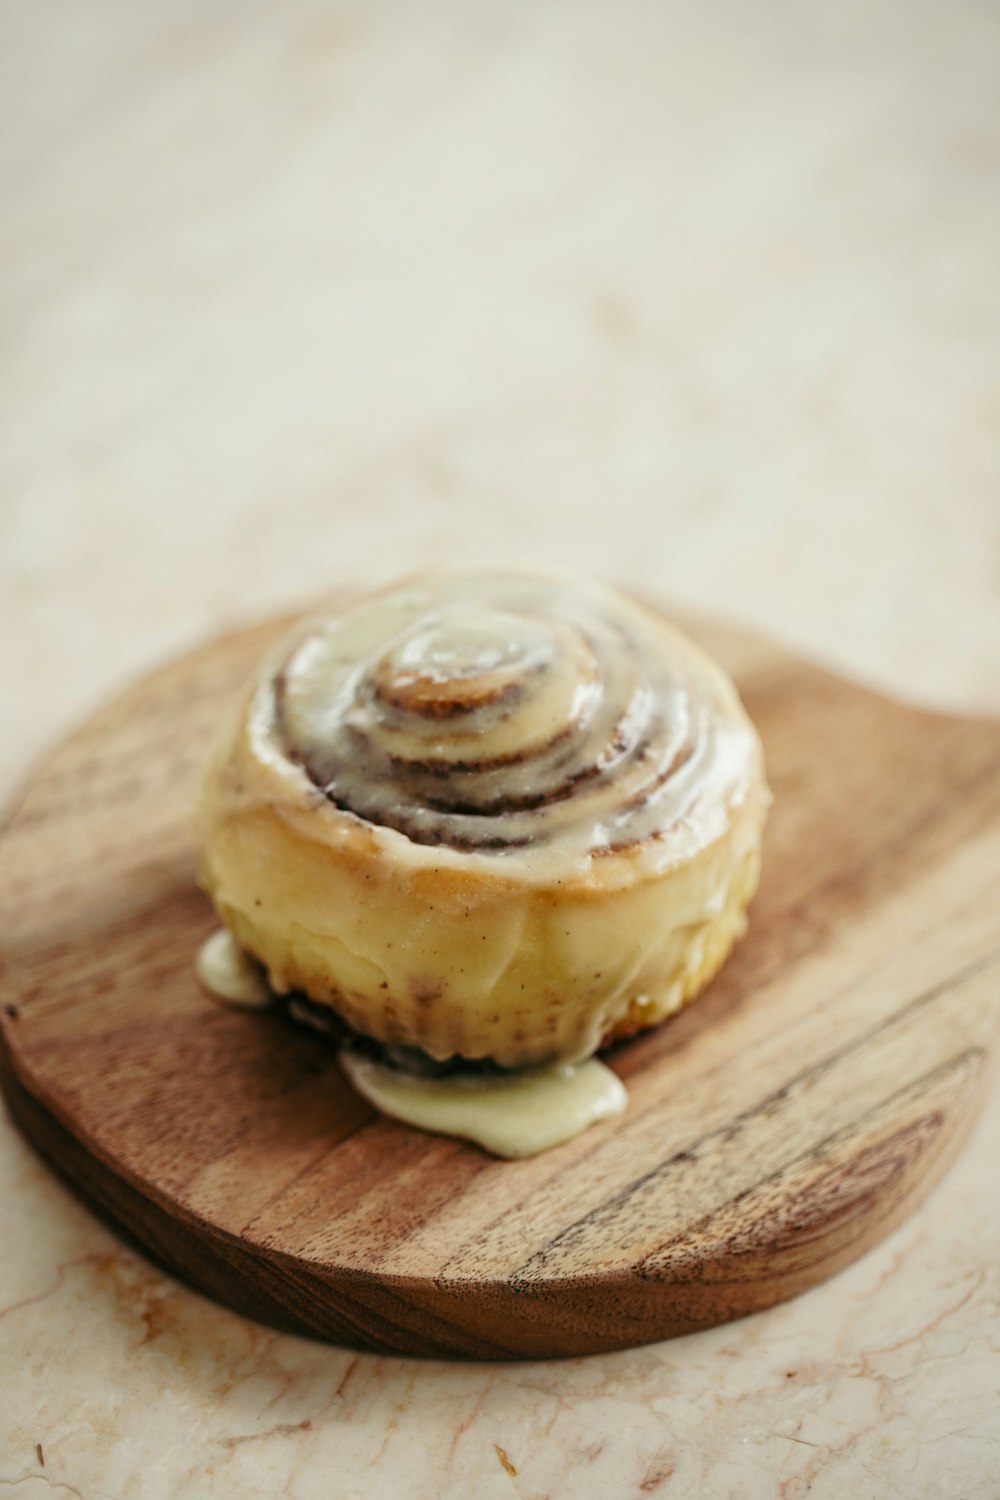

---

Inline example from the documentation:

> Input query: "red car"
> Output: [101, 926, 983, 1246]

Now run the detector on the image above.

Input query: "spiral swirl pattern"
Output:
[274, 572, 755, 869]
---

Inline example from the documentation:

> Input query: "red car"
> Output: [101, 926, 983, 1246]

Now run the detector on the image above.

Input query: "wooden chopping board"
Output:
[2, 601, 999, 1360]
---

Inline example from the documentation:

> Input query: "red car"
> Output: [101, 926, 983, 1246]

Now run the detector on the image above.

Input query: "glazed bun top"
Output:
[252, 569, 763, 886]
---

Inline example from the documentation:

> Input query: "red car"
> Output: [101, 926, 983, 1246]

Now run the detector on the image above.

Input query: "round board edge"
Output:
[2, 601, 1000, 1359]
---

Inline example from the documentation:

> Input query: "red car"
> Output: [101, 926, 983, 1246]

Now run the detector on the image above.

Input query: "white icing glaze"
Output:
[250, 569, 762, 887]
[195, 929, 272, 1009]
[340, 1048, 627, 1158]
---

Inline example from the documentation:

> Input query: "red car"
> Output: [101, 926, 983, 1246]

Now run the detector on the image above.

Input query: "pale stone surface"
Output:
[1, 1, 999, 1496]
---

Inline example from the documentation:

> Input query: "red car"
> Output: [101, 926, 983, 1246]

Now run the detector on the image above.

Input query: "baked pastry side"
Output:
[193, 571, 769, 1067]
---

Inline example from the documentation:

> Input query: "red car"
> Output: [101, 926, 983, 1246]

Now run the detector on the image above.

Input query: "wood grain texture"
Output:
[2, 600, 999, 1359]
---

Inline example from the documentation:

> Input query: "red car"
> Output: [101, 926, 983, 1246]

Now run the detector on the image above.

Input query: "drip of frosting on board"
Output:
[340, 1047, 626, 1158]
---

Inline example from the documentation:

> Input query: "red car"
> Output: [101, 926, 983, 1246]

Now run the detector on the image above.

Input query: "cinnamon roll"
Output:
[193, 570, 768, 1073]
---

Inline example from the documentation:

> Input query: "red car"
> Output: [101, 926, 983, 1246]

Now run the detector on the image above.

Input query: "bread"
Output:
[193, 570, 768, 1069]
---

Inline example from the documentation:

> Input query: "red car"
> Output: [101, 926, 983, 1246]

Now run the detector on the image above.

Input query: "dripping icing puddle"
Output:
[195, 928, 272, 1008]
[195, 929, 627, 1159]
[340, 1048, 626, 1159]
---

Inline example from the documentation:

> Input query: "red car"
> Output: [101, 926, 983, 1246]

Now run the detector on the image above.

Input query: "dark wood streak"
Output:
[1, 599, 999, 1357]
[440, 954, 1000, 1285]
[632, 1056, 983, 1290]
[637, 951, 995, 1204]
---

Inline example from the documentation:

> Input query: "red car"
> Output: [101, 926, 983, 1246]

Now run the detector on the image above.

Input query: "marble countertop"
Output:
[2, 1, 999, 1495]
